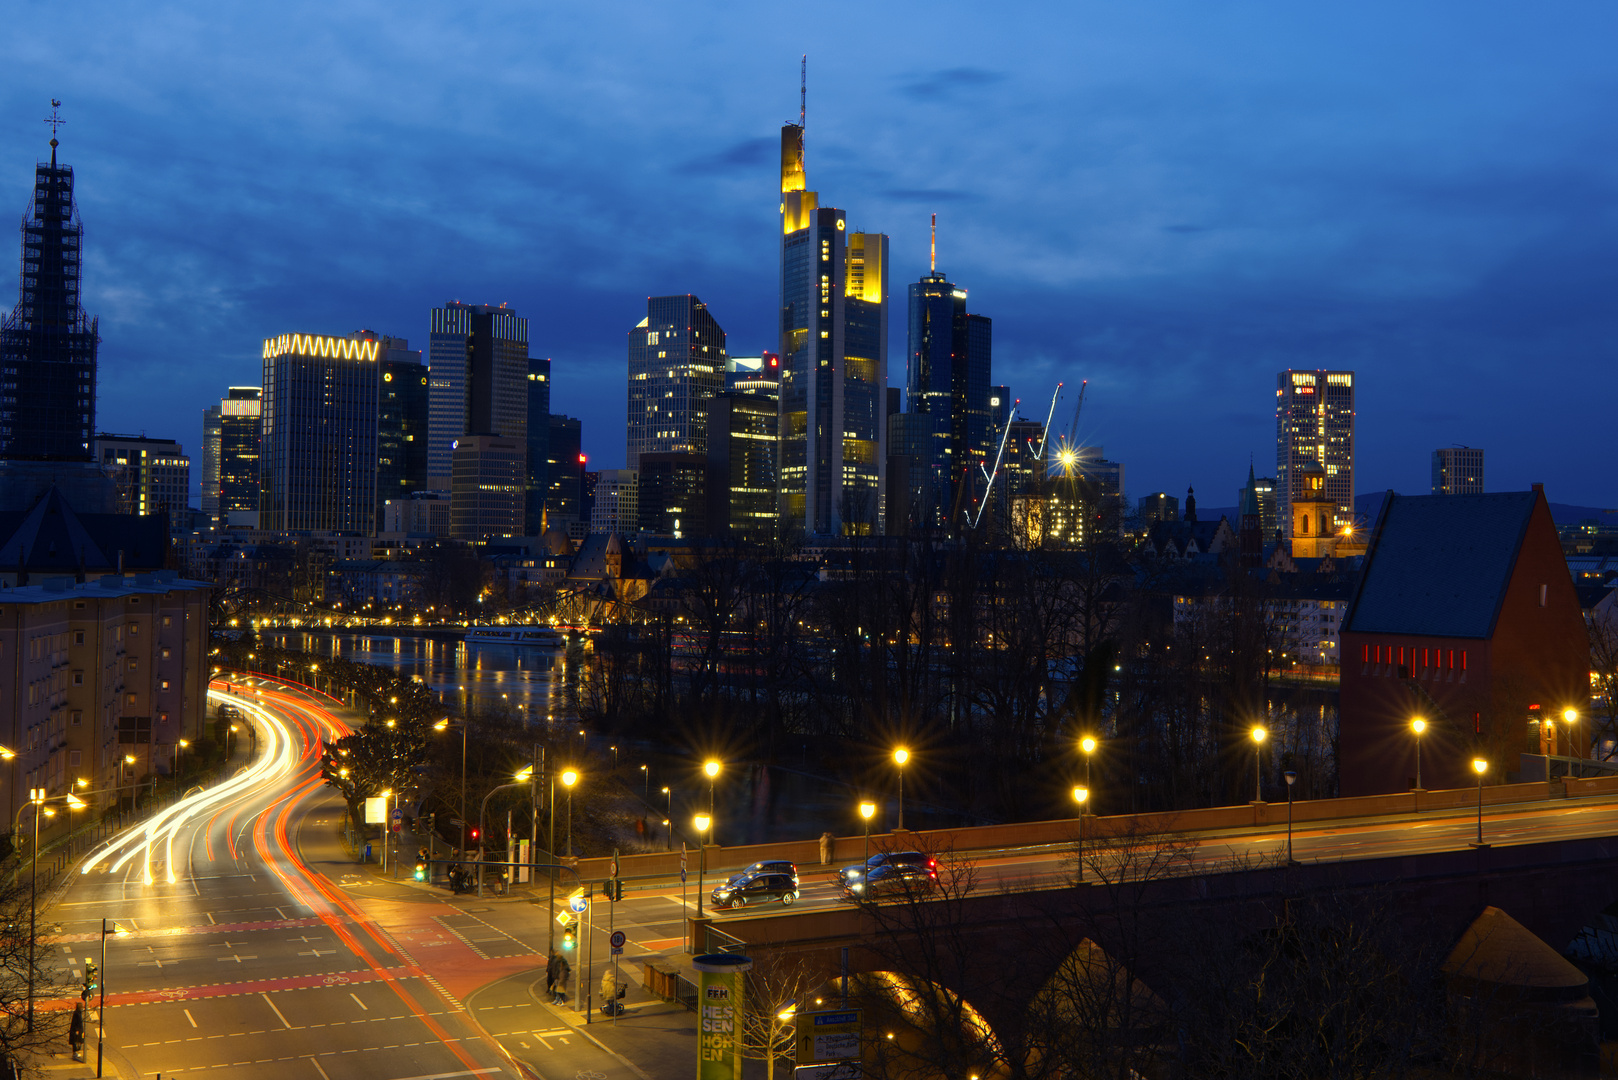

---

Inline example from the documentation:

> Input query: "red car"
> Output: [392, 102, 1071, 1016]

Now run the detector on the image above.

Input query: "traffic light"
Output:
[413, 861, 427, 882]
[468, 827, 480, 842]
[562, 928, 576, 950]
[83, 960, 97, 996]
[604, 878, 623, 902]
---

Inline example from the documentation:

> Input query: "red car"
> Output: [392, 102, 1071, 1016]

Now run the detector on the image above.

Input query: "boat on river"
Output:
[462, 626, 565, 648]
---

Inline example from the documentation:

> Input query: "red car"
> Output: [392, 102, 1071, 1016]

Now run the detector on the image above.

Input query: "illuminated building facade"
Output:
[93, 435, 190, 517]
[725, 352, 780, 396]
[638, 452, 707, 537]
[259, 334, 379, 533]
[218, 387, 261, 528]
[1276, 369, 1354, 539]
[0, 135, 98, 462]
[427, 302, 529, 488]
[590, 469, 638, 535]
[525, 357, 551, 534]
[778, 121, 888, 536]
[363, 334, 427, 531]
[1432, 447, 1484, 496]
[449, 434, 524, 543]
[200, 405, 221, 520]
[708, 390, 779, 541]
[627, 296, 726, 468]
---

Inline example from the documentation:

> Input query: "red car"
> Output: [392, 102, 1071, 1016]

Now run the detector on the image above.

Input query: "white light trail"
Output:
[81, 691, 302, 884]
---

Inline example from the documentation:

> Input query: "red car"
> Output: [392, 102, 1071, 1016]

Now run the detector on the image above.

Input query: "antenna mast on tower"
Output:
[800, 55, 806, 127]
[930, 213, 937, 273]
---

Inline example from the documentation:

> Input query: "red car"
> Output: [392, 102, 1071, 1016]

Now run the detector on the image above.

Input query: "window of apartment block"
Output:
[69, 750, 81, 766]
[129, 623, 139, 635]
[72, 672, 83, 686]
[73, 630, 84, 645]
[160, 680, 170, 690]
[70, 711, 81, 726]
[162, 616, 172, 627]
[125, 694, 136, 706]
[161, 648, 171, 659]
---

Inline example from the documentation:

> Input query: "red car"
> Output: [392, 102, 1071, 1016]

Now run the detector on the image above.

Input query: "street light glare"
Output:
[1472, 758, 1488, 775]
[1250, 726, 1267, 744]
[1080, 736, 1097, 755]
[1564, 708, 1578, 723]
[694, 813, 712, 833]
[703, 760, 721, 779]
[562, 769, 579, 788]
[1072, 786, 1089, 805]
[1411, 718, 1426, 735]
[859, 801, 876, 820]
[893, 748, 910, 766]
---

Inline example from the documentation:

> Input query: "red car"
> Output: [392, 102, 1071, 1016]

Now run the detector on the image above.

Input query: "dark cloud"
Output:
[676, 137, 775, 175]
[901, 67, 1004, 99]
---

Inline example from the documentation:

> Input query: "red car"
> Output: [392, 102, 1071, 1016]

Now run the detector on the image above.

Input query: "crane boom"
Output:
[1035, 383, 1062, 465]
[1065, 379, 1088, 447]
[972, 396, 1019, 529]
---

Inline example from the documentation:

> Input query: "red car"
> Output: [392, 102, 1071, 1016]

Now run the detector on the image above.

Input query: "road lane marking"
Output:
[308, 1057, 333, 1080]
[350, 991, 369, 1011]
[184, 1008, 197, 1027]
[262, 991, 296, 1029]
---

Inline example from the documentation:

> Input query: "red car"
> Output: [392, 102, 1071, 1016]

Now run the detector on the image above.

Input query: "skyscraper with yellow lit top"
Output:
[778, 119, 889, 536]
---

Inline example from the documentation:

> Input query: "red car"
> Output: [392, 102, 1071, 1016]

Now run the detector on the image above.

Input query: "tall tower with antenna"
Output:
[0, 100, 99, 462]
[777, 59, 890, 536]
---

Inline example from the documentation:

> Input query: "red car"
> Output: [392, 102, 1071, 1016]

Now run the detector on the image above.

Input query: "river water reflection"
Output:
[265, 630, 575, 720]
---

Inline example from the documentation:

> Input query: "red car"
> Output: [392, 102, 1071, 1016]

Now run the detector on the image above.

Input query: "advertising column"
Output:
[693, 953, 752, 1080]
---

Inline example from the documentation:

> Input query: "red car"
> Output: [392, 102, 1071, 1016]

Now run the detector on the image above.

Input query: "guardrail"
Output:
[574, 773, 1618, 884]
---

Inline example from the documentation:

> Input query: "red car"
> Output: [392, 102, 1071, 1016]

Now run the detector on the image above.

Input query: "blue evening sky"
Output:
[2, 2, 1613, 509]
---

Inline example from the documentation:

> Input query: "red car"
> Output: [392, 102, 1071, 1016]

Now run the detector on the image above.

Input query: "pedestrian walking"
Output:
[545, 951, 559, 1000]
[69, 1001, 85, 1062]
[552, 954, 570, 1005]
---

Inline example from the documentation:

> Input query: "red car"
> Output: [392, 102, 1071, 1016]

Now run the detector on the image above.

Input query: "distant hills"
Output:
[1195, 491, 1615, 529]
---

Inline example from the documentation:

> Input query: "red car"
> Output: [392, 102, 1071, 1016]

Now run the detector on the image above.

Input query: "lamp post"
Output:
[22, 789, 48, 1031]
[1472, 757, 1488, 846]
[1250, 726, 1267, 802]
[859, 801, 876, 863]
[703, 758, 720, 823]
[122, 754, 136, 820]
[433, 717, 469, 859]
[95, 919, 128, 1078]
[1072, 786, 1089, 882]
[1079, 737, 1097, 813]
[1563, 708, 1580, 777]
[478, 767, 533, 897]
[1283, 771, 1297, 863]
[640, 764, 649, 801]
[1411, 718, 1426, 791]
[893, 748, 910, 830]
[694, 813, 712, 917]
[562, 769, 579, 860]
[661, 787, 672, 850]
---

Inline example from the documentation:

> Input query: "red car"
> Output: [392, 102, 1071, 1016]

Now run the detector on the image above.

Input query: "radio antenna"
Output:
[800, 55, 806, 127]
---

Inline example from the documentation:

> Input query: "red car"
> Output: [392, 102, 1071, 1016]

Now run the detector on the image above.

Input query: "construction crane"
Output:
[1056, 379, 1089, 472]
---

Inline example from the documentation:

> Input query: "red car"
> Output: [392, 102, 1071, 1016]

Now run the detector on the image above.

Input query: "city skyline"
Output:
[1, 4, 1613, 507]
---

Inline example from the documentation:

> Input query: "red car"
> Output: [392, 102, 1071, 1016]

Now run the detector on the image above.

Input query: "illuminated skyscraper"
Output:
[201, 405, 222, 520]
[259, 334, 379, 533]
[427, 302, 529, 488]
[1275, 370, 1355, 539]
[778, 115, 889, 536]
[360, 333, 427, 530]
[526, 356, 552, 535]
[93, 435, 190, 517]
[0, 127, 98, 461]
[627, 296, 726, 467]
[218, 387, 261, 527]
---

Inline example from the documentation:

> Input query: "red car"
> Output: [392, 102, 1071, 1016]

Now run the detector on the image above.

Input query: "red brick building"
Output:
[1339, 486, 1588, 796]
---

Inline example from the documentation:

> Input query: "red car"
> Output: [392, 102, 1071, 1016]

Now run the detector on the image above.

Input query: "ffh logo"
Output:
[705, 985, 730, 1000]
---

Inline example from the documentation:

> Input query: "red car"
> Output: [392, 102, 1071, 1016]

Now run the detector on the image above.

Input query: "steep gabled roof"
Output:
[1344, 491, 1541, 639]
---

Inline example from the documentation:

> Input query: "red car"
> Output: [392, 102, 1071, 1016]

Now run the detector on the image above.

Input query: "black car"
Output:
[838, 850, 936, 888]
[843, 862, 938, 899]
[711, 871, 800, 910]
[731, 860, 799, 886]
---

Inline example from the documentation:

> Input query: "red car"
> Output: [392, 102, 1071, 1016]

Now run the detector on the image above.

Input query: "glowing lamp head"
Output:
[1564, 708, 1578, 724]
[703, 760, 721, 779]
[124, 754, 136, 765]
[1250, 726, 1267, 744]
[515, 766, 533, 782]
[859, 801, 876, 821]
[561, 769, 579, 788]
[893, 748, 910, 766]
[1472, 757, 1488, 775]
[1072, 786, 1089, 806]
[434, 719, 449, 731]
[1411, 718, 1426, 736]
[1080, 736, 1097, 755]
[694, 813, 712, 834]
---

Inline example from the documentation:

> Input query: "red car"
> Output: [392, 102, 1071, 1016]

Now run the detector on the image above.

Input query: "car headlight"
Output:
[851, 883, 864, 893]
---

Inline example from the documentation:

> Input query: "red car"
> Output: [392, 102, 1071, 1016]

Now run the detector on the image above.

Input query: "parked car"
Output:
[843, 861, 938, 900]
[838, 850, 936, 888]
[711, 871, 800, 910]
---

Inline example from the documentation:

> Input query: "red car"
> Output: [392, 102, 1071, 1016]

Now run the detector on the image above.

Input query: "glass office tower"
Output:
[259, 334, 379, 533]
[370, 335, 427, 530]
[0, 136, 98, 461]
[526, 356, 551, 535]
[427, 302, 529, 487]
[201, 405, 222, 520]
[627, 296, 727, 467]
[218, 387, 262, 528]
[902, 268, 992, 530]
[1275, 370, 1355, 539]
[777, 121, 887, 535]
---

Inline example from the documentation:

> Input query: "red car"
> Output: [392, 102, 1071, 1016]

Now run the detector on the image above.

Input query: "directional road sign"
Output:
[568, 894, 588, 914]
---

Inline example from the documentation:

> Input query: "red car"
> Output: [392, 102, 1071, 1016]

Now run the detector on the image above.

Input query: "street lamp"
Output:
[95, 919, 129, 1077]
[1411, 718, 1426, 791]
[1563, 708, 1580, 773]
[477, 767, 533, 897]
[893, 748, 910, 830]
[859, 801, 876, 862]
[1250, 726, 1267, 802]
[640, 763, 649, 801]
[562, 769, 579, 859]
[433, 717, 469, 859]
[1283, 771, 1297, 863]
[1072, 786, 1089, 883]
[694, 813, 712, 917]
[1472, 757, 1488, 846]
[1079, 736, 1097, 811]
[19, 789, 49, 1031]
[661, 786, 673, 850]
[173, 738, 190, 781]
